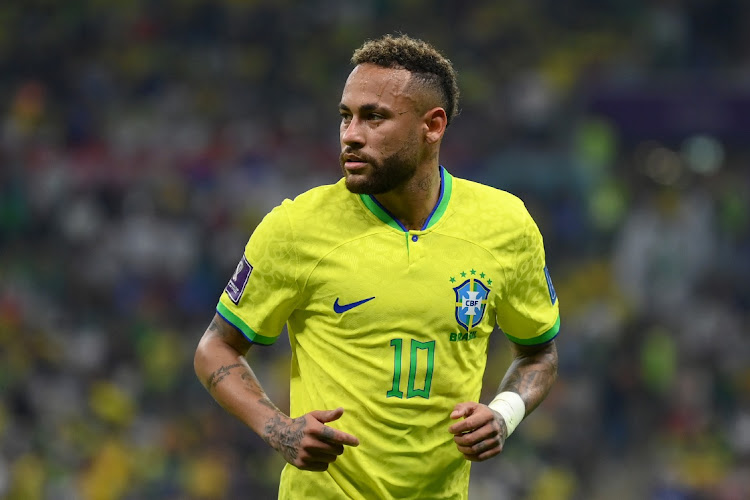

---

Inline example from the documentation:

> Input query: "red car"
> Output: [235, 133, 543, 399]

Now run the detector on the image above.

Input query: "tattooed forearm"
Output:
[263, 413, 306, 462]
[498, 342, 558, 415]
[240, 370, 263, 391]
[501, 369, 522, 393]
[503, 369, 542, 394]
[257, 396, 282, 413]
[206, 363, 242, 391]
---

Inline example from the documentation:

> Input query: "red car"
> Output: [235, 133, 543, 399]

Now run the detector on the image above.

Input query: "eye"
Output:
[339, 111, 352, 123]
[367, 112, 384, 121]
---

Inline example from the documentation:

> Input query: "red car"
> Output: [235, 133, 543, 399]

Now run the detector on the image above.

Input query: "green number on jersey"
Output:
[387, 338, 435, 399]
[386, 339, 404, 398]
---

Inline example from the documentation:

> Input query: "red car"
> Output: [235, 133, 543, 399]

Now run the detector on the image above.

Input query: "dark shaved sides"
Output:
[351, 34, 460, 126]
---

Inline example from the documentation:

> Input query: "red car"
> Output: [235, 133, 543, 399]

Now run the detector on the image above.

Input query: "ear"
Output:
[422, 107, 448, 144]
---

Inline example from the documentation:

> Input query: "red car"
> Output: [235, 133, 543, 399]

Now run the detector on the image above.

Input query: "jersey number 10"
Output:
[387, 338, 435, 399]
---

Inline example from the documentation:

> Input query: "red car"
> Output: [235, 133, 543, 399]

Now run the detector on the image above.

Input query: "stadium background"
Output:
[1, 1, 749, 499]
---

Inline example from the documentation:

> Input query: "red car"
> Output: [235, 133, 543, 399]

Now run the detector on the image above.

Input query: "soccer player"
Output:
[194, 34, 560, 499]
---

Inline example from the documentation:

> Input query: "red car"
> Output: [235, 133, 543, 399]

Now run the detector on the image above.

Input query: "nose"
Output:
[341, 117, 364, 148]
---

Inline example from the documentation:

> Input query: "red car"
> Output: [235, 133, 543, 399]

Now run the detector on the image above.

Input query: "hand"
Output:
[448, 401, 507, 462]
[263, 407, 360, 471]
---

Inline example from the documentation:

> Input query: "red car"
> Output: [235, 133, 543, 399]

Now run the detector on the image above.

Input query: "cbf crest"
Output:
[451, 270, 492, 331]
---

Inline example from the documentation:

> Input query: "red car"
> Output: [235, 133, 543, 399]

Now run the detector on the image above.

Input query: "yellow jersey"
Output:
[217, 167, 560, 499]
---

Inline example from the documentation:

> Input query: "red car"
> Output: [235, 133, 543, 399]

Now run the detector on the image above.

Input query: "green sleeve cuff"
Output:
[216, 302, 278, 346]
[504, 315, 560, 346]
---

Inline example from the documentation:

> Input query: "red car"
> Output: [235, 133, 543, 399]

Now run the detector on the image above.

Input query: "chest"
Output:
[295, 231, 505, 341]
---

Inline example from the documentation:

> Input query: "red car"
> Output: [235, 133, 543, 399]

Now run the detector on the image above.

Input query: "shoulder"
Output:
[453, 176, 524, 205]
[257, 179, 372, 256]
[450, 176, 532, 227]
[278, 179, 355, 223]
[251, 181, 349, 237]
[285, 179, 350, 207]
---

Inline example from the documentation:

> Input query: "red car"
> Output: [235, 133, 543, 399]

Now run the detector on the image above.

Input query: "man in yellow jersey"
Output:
[194, 34, 559, 499]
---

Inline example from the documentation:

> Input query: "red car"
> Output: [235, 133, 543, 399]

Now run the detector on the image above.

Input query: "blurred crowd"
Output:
[1, 1, 749, 499]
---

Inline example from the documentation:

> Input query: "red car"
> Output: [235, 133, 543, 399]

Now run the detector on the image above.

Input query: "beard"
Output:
[340, 144, 420, 195]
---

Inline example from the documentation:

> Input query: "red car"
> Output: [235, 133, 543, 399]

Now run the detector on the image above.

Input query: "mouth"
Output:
[344, 161, 368, 171]
[342, 153, 369, 171]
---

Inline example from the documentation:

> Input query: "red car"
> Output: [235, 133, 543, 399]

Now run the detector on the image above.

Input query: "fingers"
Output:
[449, 405, 493, 435]
[309, 408, 359, 446]
[292, 437, 345, 471]
[452, 421, 499, 447]
[290, 436, 346, 471]
[307, 447, 344, 462]
[310, 408, 360, 446]
[449, 413, 490, 434]
[310, 407, 345, 424]
[455, 432, 502, 454]
[320, 426, 360, 447]
[449, 402, 506, 462]
[301, 462, 331, 472]
[461, 446, 502, 462]
[306, 439, 345, 457]
[455, 426, 504, 462]
[285, 408, 360, 471]
[450, 401, 477, 420]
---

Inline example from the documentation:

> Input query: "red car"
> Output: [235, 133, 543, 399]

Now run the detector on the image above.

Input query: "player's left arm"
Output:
[449, 339, 558, 461]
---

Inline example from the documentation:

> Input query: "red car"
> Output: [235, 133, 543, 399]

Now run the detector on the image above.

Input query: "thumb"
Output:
[450, 401, 477, 420]
[310, 407, 345, 424]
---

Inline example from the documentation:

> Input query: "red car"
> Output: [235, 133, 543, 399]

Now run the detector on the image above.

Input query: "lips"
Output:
[341, 152, 369, 170]
[345, 160, 368, 170]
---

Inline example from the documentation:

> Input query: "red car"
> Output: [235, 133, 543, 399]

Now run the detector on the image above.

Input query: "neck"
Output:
[371, 166, 442, 231]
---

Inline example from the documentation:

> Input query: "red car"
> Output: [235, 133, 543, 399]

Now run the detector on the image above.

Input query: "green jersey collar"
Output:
[360, 166, 453, 232]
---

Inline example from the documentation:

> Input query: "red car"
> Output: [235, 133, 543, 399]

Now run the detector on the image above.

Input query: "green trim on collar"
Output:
[360, 194, 404, 230]
[424, 168, 452, 230]
[359, 167, 453, 232]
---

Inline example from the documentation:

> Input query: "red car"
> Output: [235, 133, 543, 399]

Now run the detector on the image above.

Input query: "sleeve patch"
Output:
[226, 255, 253, 304]
[544, 265, 557, 305]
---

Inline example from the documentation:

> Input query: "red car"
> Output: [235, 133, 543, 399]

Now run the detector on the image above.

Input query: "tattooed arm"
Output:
[449, 340, 558, 461]
[194, 313, 359, 470]
[498, 340, 559, 414]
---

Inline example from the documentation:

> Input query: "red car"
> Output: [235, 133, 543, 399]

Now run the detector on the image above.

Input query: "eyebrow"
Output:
[338, 103, 384, 113]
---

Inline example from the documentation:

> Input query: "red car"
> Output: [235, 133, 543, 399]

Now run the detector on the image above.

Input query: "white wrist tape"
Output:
[488, 391, 526, 437]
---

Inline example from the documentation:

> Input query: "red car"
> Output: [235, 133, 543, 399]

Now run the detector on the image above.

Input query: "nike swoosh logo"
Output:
[333, 296, 375, 313]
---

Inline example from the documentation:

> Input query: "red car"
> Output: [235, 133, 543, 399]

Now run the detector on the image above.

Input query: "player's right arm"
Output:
[194, 313, 360, 471]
